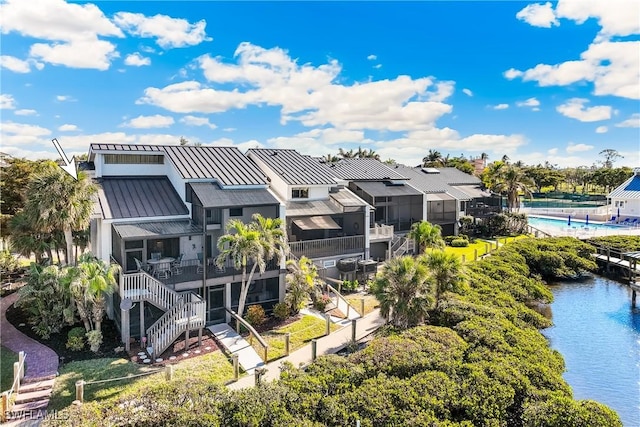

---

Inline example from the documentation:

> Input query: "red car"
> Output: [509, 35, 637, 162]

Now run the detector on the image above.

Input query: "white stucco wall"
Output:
[612, 198, 640, 218]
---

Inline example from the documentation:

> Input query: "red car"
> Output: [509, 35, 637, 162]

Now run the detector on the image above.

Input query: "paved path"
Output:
[1, 292, 58, 380]
[208, 324, 264, 375]
[227, 309, 385, 390]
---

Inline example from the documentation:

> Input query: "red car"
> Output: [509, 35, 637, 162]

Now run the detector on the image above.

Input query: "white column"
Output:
[422, 193, 428, 222]
[225, 282, 232, 322]
[364, 205, 371, 259]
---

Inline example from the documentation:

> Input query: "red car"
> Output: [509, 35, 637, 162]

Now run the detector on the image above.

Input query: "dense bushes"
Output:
[54, 238, 620, 426]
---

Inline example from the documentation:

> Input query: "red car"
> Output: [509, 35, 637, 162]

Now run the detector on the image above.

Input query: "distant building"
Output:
[608, 167, 640, 221]
[0, 152, 11, 168]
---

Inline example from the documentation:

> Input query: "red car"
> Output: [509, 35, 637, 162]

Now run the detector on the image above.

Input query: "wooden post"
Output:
[236, 318, 240, 334]
[165, 365, 174, 381]
[232, 354, 239, 381]
[632, 290, 637, 308]
[139, 300, 145, 346]
[13, 362, 20, 393]
[474, 249, 478, 261]
[254, 368, 264, 386]
[360, 298, 365, 316]
[185, 328, 190, 351]
[75, 380, 84, 403]
[18, 351, 24, 379]
[351, 319, 357, 343]
[285, 333, 291, 356]
[346, 302, 350, 318]
[485, 243, 489, 254]
[311, 339, 317, 361]
[1, 392, 7, 423]
[325, 314, 331, 336]
[461, 255, 466, 264]
[263, 345, 268, 363]
[198, 328, 202, 347]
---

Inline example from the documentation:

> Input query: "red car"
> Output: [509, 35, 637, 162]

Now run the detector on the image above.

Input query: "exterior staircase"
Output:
[120, 272, 206, 358]
[390, 234, 415, 258]
[3, 377, 55, 424]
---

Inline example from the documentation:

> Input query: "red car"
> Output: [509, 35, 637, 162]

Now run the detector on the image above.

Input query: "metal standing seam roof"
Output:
[326, 158, 408, 181]
[353, 181, 423, 197]
[99, 177, 189, 219]
[434, 167, 482, 185]
[394, 165, 478, 201]
[189, 182, 279, 208]
[285, 199, 344, 217]
[608, 174, 640, 200]
[247, 149, 338, 185]
[113, 220, 202, 239]
[89, 144, 267, 186]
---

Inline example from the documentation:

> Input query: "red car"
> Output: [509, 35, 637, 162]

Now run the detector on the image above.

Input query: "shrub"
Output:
[66, 327, 86, 351]
[341, 280, 359, 293]
[450, 239, 469, 247]
[86, 330, 103, 353]
[0, 250, 19, 274]
[273, 302, 290, 320]
[313, 294, 331, 311]
[245, 305, 266, 327]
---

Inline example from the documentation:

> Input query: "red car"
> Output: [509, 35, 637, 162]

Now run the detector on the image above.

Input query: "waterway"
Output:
[542, 276, 640, 426]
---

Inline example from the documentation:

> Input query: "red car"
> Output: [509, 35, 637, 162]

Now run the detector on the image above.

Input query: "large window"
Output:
[229, 208, 243, 217]
[206, 208, 222, 224]
[292, 188, 309, 199]
[104, 154, 164, 164]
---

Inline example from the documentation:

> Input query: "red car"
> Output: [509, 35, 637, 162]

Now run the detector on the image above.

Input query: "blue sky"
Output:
[1, 0, 638, 168]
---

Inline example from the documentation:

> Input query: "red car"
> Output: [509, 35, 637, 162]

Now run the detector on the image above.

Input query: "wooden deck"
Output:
[592, 244, 640, 306]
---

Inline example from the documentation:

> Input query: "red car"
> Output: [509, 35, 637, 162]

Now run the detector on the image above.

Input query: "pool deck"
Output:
[529, 215, 640, 238]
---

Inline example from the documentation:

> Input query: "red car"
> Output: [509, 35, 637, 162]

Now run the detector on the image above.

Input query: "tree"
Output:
[492, 165, 535, 212]
[371, 256, 433, 329]
[216, 215, 287, 318]
[285, 256, 320, 314]
[9, 212, 52, 263]
[408, 221, 445, 252]
[422, 150, 444, 167]
[0, 158, 49, 217]
[524, 166, 564, 193]
[323, 153, 339, 163]
[421, 251, 464, 308]
[598, 149, 623, 169]
[179, 136, 189, 146]
[24, 164, 97, 265]
[338, 148, 356, 159]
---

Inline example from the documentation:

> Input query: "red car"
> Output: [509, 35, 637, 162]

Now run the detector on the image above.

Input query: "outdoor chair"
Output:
[172, 254, 184, 275]
[607, 216, 616, 223]
[196, 252, 204, 274]
[154, 261, 172, 280]
[134, 258, 148, 273]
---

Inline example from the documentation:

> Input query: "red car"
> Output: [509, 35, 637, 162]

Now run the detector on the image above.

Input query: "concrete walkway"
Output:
[227, 309, 385, 390]
[208, 324, 264, 375]
[1, 292, 58, 380]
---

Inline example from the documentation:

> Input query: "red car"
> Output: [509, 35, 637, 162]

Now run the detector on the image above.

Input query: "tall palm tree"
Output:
[216, 219, 266, 318]
[420, 251, 463, 309]
[493, 165, 535, 212]
[408, 220, 445, 252]
[251, 213, 288, 266]
[25, 164, 97, 265]
[9, 212, 51, 263]
[323, 153, 339, 163]
[358, 148, 380, 160]
[371, 255, 433, 329]
[285, 256, 320, 314]
[338, 148, 356, 159]
[422, 149, 444, 167]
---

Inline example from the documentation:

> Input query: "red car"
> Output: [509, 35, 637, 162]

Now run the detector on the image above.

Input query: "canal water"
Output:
[542, 276, 640, 427]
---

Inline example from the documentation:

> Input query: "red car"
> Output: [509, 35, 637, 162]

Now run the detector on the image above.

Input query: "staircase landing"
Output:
[207, 324, 264, 375]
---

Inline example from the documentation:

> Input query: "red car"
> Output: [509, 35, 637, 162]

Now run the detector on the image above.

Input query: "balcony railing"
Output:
[369, 224, 394, 241]
[289, 235, 365, 259]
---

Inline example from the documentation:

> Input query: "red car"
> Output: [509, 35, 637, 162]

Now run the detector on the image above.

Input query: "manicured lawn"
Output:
[1, 346, 19, 391]
[344, 294, 379, 315]
[252, 314, 340, 362]
[48, 351, 233, 411]
[437, 235, 531, 263]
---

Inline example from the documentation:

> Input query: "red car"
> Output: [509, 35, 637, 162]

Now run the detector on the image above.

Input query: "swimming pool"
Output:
[528, 216, 626, 231]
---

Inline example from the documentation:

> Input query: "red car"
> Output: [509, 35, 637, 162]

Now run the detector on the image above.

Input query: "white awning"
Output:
[293, 216, 342, 231]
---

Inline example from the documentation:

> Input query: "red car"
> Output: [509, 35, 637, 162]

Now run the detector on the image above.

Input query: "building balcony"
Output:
[289, 235, 365, 259]
[369, 224, 394, 242]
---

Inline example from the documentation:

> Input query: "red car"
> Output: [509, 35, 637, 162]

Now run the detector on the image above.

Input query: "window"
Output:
[104, 154, 164, 164]
[615, 200, 626, 208]
[292, 188, 309, 199]
[206, 208, 222, 224]
[323, 260, 336, 268]
[230, 208, 243, 217]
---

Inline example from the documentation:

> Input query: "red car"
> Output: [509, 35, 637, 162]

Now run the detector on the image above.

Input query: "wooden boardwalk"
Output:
[592, 244, 640, 306]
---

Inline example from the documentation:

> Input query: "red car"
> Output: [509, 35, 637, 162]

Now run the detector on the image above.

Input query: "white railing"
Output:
[290, 235, 365, 258]
[326, 283, 357, 319]
[520, 205, 610, 216]
[146, 292, 206, 358]
[369, 224, 394, 240]
[0, 351, 26, 422]
[121, 271, 181, 311]
[392, 236, 415, 258]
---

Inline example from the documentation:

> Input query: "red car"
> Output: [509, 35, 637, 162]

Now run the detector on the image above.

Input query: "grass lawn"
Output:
[437, 235, 531, 263]
[252, 314, 340, 362]
[344, 294, 379, 316]
[48, 351, 233, 411]
[1, 346, 20, 391]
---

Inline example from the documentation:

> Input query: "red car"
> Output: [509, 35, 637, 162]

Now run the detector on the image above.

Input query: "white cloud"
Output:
[556, 98, 612, 122]
[493, 104, 509, 110]
[0, 55, 32, 73]
[56, 95, 75, 102]
[595, 126, 608, 133]
[555, 0, 640, 41]
[547, 148, 558, 156]
[615, 113, 640, 128]
[58, 124, 80, 132]
[367, 54, 377, 61]
[0, 0, 124, 70]
[566, 142, 594, 153]
[124, 52, 151, 67]
[373, 64, 382, 69]
[179, 115, 217, 129]
[15, 109, 37, 116]
[516, 98, 540, 109]
[0, 94, 16, 109]
[113, 12, 210, 48]
[516, 2, 558, 28]
[121, 114, 175, 129]
[503, 68, 522, 80]
[139, 42, 456, 133]
[1, 121, 52, 147]
[462, 88, 473, 97]
[223, 128, 236, 132]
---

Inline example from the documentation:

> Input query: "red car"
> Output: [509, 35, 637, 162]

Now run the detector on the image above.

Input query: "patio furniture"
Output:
[148, 257, 175, 279]
[196, 252, 204, 274]
[134, 258, 146, 273]
[171, 254, 184, 275]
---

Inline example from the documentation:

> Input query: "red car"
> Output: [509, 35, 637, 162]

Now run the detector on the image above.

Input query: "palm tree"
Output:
[421, 251, 463, 309]
[25, 164, 97, 265]
[338, 148, 356, 159]
[323, 153, 339, 163]
[9, 212, 51, 263]
[408, 220, 445, 252]
[493, 165, 535, 212]
[285, 256, 320, 314]
[251, 213, 288, 266]
[371, 255, 433, 329]
[422, 149, 444, 167]
[216, 219, 266, 318]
